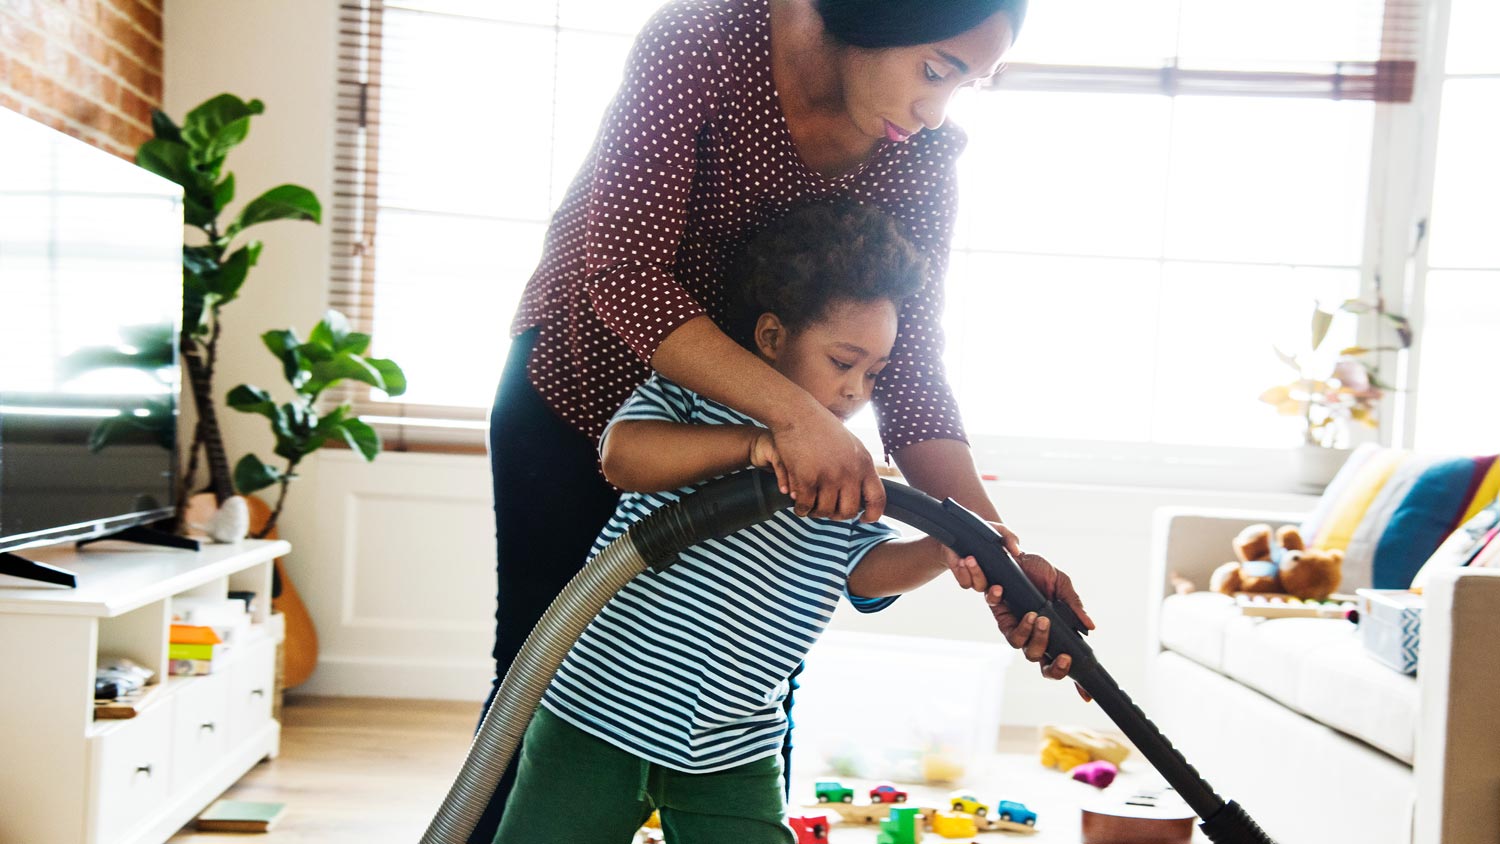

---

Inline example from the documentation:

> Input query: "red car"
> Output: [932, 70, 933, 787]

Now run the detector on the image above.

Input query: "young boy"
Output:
[494, 201, 991, 843]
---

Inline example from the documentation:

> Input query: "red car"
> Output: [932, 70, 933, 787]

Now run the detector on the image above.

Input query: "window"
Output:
[334, 0, 1478, 486]
[1410, 0, 1500, 455]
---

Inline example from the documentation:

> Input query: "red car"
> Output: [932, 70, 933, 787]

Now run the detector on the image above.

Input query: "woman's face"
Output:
[756, 298, 899, 422]
[838, 11, 1015, 143]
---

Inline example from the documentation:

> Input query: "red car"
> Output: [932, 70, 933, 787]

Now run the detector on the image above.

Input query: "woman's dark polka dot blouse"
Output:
[512, 0, 969, 454]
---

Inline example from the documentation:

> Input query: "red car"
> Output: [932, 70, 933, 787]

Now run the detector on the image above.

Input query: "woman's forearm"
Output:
[890, 437, 1000, 522]
[601, 420, 761, 492]
[651, 315, 823, 429]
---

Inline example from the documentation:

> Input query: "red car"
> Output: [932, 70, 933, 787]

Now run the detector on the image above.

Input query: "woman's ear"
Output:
[753, 312, 786, 362]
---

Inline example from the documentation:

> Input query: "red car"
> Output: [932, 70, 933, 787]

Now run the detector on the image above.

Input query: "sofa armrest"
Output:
[1149, 507, 1310, 599]
[1415, 567, 1500, 844]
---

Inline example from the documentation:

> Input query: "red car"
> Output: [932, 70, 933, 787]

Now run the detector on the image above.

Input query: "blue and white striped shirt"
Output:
[541, 374, 899, 772]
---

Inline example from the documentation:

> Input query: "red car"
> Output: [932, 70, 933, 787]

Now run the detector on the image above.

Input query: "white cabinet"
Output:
[0, 540, 288, 844]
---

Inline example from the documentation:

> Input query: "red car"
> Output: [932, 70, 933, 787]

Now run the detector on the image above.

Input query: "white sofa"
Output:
[1145, 507, 1500, 844]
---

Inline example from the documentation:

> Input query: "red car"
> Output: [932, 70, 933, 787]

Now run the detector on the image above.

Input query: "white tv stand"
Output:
[0, 539, 289, 844]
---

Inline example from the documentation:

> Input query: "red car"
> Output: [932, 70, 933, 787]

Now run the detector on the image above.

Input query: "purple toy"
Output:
[1072, 760, 1119, 789]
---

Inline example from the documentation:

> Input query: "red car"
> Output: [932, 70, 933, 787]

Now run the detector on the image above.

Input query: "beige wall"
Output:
[161, 0, 339, 588]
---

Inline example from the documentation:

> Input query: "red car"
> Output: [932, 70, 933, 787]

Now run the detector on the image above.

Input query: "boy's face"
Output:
[755, 298, 899, 421]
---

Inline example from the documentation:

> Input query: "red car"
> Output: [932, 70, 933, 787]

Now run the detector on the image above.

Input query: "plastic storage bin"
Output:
[789, 630, 1012, 784]
[1356, 588, 1423, 675]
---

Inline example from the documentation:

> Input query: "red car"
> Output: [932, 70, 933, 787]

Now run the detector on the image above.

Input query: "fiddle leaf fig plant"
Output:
[229, 310, 407, 538]
[135, 93, 323, 517]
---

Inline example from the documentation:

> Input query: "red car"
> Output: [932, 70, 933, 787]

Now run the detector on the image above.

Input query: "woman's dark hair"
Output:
[729, 199, 927, 351]
[814, 0, 1027, 48]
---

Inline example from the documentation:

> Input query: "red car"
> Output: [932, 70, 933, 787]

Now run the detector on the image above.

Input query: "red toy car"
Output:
[869, 784, 909, 803]
[788, 815, 830, 843]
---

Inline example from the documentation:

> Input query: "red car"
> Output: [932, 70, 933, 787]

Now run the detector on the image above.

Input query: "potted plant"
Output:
[134, 93, 321, 522]
[1260, 285, 1413, 488]
[228, 309, 407, 538]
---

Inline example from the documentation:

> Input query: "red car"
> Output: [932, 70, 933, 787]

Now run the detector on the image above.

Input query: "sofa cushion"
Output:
[1162, 595, 1418, 764]
[1158, 592, 1247, 671]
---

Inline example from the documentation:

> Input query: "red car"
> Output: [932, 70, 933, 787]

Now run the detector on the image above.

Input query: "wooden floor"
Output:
[168, 696, 479, 843]
[166, 697, 1153, 843]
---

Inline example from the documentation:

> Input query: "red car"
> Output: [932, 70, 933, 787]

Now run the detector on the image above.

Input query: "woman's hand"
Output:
[770, 408, 885, 522]
[982, 550, 1096, 701]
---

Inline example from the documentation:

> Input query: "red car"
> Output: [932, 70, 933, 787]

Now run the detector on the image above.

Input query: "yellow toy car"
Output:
[948, 792, 991, 816]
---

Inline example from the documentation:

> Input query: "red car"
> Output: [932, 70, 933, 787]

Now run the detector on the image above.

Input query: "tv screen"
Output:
[0, 107, 184, 555]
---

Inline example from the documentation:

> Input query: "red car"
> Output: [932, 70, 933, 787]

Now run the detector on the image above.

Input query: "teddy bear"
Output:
[1208, 523, 1344, 601]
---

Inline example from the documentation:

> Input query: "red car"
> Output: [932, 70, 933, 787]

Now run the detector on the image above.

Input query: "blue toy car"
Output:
[997, 800, 1037, 826]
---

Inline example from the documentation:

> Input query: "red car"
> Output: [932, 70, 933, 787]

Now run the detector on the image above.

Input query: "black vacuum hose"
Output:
[423, 469, 1275, 844]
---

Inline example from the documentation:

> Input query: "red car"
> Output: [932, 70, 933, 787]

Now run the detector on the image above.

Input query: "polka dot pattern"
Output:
[513, 0, 969, 453]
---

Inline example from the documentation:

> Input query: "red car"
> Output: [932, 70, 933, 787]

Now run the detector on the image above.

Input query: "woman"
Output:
[480, 1, 1091, 839]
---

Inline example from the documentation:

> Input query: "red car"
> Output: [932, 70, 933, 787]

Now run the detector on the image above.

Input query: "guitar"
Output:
[184, 415, 320, 689]
[1080, 787, 1196, 844]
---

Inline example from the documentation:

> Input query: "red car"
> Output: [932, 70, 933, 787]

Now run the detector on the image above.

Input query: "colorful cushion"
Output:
[1370, 458, 1488, 588]
[1310, 448, 1406, 551]
[1302, 446, 1500, 589]
[1410, 499, 1500, 590]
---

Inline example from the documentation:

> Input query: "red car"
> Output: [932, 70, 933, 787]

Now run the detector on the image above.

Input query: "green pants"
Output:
[494, 707, 796, 844]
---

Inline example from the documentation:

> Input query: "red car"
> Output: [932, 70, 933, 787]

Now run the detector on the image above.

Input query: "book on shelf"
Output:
[169, 623, 222, 646]
[168, 641, 226, 661]
[196, 800, 287, 832]
[169, 656, 220, 676]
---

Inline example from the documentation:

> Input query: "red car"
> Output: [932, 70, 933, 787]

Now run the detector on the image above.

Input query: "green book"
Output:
[196, 800, 286, 832]
[167, 642, 221, 660]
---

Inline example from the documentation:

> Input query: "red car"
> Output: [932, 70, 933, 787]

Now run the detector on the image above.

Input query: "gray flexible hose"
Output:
[419, 533, 650, 844]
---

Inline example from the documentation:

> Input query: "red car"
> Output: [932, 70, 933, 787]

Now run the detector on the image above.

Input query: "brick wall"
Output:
[0, 0, 164, 160]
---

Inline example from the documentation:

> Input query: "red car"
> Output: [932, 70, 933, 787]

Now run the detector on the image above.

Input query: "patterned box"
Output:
[1356, 588, 1423, 675]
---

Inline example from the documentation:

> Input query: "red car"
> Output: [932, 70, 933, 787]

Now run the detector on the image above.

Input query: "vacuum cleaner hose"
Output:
[421, 469, 1275, 844]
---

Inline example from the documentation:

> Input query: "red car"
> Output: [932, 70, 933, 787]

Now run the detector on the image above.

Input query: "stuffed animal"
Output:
[1209, 523, 1344, 601]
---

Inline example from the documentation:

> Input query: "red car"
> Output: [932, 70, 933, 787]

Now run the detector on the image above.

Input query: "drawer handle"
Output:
[199, 722, 216, 733]
[250, 688, 265, 699]
[134, 764, 152, 778]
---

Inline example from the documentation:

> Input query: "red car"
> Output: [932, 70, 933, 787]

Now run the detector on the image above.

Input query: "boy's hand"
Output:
[982, 551, 1096, 702]
[937, 541, 988, 592]
[748, 430, 789, 495]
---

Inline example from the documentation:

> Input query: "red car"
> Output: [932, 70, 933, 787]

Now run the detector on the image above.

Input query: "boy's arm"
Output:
[847, 536, 982, 599]
[600, 419, 783, 493]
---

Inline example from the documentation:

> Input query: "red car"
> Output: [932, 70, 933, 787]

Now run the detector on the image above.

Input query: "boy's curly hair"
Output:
[729, 199, 928, 350]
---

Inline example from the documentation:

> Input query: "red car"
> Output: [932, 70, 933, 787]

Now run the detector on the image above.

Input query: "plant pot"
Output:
[1294, 444, 1352, 492]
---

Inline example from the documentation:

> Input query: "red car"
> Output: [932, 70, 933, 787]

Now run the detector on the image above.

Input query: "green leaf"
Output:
[182, 94, 264, 155]
[199, 115, 252, 166]
[368, 357, 407, 397]
[149, 108, 183, 144]
[309, 310, 350, 352]
[1310, 307, 1334, 352]
[182, 245, 219, 276]
[261, 329, 302, 383]
[296, 342, 334, 363]
[136, 138, 193, 188]
[337, 418, 380, 460]
[305, 405, 350, 451]
[338, 332, 371, 356]
[227, 384, 278, 418]
[213, 173, 236, 213]
[227, 184, 321, 239]
[305, 353, 382, 398]
[233, 453, 281, 495]
[206, 244, 254, 303]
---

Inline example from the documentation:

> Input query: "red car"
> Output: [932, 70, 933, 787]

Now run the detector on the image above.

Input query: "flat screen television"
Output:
[0, 107, 185, 585]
